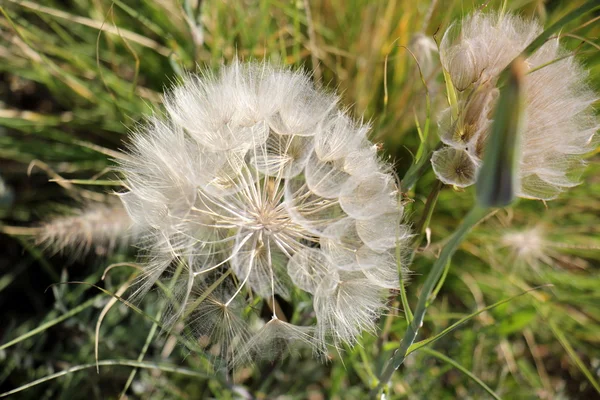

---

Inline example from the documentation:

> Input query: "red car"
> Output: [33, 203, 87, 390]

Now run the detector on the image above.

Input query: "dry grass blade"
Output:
[95, 274, 136, 373]
[6, 0, 172, 56]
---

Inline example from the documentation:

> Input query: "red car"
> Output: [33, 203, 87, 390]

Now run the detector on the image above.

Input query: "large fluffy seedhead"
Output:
[433, 12, 598, 200]
[119, 61, 410, 366]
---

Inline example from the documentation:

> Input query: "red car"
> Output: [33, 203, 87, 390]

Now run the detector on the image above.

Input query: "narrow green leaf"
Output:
[373, 205, 489, 395]
[548, 319, 600, 394]
[476, 58, 526, 208]
[497, 1, 600, 85]
[407, 286, 548, 354]
[521, 1, 600, 60]
[0, 296, 100, 351]
[0, 360, 212, 398]
[421, 347, 503, 400]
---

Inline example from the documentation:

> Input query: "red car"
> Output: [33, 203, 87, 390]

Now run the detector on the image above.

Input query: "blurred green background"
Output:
[0, 0, 599, 398]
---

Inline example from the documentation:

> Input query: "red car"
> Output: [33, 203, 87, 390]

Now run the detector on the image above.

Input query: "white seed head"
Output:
[501, 227, 553, 270]
[434, 12, 598, 199]
[119, 61, 410, 364]
[500, 226, 593, 273]
[409, 33, 439, 78]
[440, 13, 539, 90]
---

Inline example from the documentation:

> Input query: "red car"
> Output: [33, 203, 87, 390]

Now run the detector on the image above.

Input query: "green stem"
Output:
[373, 205, 488, 395]
[497, 0, 600, 86]
[0, 360, 211, 398]
[0, 296, 100, 351]
[400, 150, 432, 192]
[420, 347, 502, 400]
[400, 141, 442, 192]
[412, 179, 444, 251]
[428, 259, 451, 307]
[523, 0, 600, 58]
[383, 181, 444, 335]
[118, 261, 187, 398]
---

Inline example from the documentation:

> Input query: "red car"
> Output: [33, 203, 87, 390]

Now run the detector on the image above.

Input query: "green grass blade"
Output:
[497, 0, 600, 85]
[5, 0, 172, 56]
[373, 205, 489, 395]
[118, 261, 188, 397]
[421, 347, 503, 400]
[476, 58, 526, 208]
[0, 295, 100, 351]
[48, 281, 205, 354]
[0, 359, 211, 398]
[522, 0, 600, 59]
[548, 319, 600, 394]
[407, 286, 549, 355]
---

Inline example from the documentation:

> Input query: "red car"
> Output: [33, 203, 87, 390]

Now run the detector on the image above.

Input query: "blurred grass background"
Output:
[0, 0, 599, 398]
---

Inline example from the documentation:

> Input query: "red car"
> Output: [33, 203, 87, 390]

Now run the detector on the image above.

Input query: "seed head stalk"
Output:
[373, 204, 488, 395]
[375, 53, 529, 396]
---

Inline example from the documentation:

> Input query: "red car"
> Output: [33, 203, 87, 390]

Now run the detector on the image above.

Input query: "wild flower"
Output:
[118, 61, 410, 366]
[431, 12, 598, 200]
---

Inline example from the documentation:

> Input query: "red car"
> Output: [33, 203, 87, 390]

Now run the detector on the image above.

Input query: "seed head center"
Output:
[249, 202, 287, 235]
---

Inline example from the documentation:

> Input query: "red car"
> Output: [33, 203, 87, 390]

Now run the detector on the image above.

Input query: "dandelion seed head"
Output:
[502, 227, 543, 253]
[500, 227, 556, 271]
[433, 12, 598, 199]
[119, 60, 410, 365]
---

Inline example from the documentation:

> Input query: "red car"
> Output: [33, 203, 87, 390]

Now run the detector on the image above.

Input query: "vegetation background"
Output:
[0, 0, 599, 398]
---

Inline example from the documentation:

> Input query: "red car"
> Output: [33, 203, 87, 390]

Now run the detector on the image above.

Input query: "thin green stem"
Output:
[400, 141, 442, 192]
[548, 320, 600, 394]
[420, 347, 502, 400]
[0, 296, 100, 351]
[398, 179, 444, 326]
[412, 179, 444, 253]
[0, 360, 211, 398]
[497, 0, 600, 86]
[373, 205, 488, 395]
[398, 265, 413, 324]
[118, 261, 186, 398]
[523, 0, 600, 58]
[428, 259, 451, 306]
[417, 180, 444, 234]
[400, 150, 432, 192]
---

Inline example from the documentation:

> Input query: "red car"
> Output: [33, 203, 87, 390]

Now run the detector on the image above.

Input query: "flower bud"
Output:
[445, 42, 480, 91]
[431, 147, 479, 187]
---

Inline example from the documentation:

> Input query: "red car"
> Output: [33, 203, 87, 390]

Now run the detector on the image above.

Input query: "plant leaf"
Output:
[421, 347, 502, 400]
[407, 285, 549, 355]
